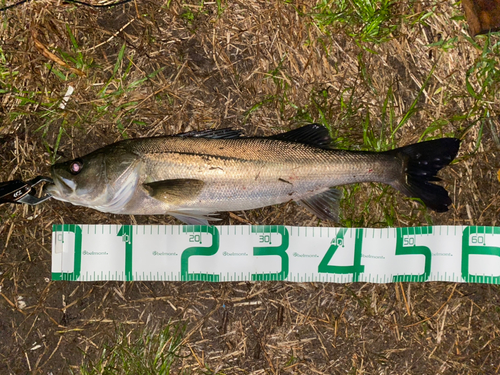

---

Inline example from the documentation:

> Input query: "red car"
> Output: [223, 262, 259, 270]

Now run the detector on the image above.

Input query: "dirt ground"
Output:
[1, 0, 500, 374]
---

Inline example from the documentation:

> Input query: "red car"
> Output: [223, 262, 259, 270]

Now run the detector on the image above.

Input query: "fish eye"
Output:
[69, 159, 84, 175]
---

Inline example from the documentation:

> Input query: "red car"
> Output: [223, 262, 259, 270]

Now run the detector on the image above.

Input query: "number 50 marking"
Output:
[392, 227, 432, 282]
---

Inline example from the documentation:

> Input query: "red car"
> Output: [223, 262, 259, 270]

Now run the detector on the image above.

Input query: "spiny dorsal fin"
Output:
[175, 128, 243, 139]
[269, 124, 332, 149]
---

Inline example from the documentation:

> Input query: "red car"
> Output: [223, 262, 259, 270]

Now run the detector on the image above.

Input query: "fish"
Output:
[44, 124, 460, 225]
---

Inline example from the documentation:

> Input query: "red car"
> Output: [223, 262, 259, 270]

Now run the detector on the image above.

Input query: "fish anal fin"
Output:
[270, 124, 332, 149]
[144, 179, 204, 203]
[297, 188, 342, 222]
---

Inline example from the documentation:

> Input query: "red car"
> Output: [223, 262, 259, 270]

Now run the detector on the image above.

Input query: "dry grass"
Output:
[1, 0, 500, 374]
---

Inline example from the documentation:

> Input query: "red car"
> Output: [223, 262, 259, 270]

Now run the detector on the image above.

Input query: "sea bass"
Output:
[44, 124, 460, 224]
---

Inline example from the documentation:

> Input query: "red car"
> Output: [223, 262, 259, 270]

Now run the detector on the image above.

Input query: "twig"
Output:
[83, 18, 136, 52]
[400, 282, 411, 316]
[404, 284, 458, 328]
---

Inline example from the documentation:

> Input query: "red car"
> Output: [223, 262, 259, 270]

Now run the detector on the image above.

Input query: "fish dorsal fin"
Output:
[296, 188, 342, 222]
[144, 179, 205, 203]
[269, 124, 332, 149]
[175, 128, 243, 139]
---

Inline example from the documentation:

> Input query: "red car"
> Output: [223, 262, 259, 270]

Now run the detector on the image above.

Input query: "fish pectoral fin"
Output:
[169, 211, 221, 226]
[143, 179, 205, 202]
[269, 124, 332, 149]
[297, 188, 342, 222]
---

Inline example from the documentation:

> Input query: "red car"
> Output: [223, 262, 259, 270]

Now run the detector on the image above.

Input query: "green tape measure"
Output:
[51, 225, 500, 284]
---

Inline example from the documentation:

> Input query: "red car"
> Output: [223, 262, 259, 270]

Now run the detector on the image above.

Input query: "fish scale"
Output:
[131, 137, 397, 209]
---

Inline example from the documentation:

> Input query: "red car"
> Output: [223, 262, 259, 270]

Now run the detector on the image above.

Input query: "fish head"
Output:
[44, 145, 140, 212]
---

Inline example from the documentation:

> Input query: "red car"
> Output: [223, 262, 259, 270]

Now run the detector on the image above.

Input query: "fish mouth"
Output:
[43, 174, 76, 199]
[42, 183, 57, 196]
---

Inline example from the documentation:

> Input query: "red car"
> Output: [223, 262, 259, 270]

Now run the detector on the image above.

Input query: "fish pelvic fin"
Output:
[388, 138, 460, 212]
[169, 211, 221, 225]
[297, 188, 342, 222]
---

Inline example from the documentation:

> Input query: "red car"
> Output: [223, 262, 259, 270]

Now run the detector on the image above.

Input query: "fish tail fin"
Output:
[387, 138, 460, 212]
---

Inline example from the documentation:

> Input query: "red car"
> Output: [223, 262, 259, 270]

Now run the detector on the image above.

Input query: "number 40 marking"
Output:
[318, 228, 365, 282]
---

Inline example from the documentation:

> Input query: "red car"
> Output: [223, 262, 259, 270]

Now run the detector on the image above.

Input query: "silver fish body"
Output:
[44, 125, 460, 224]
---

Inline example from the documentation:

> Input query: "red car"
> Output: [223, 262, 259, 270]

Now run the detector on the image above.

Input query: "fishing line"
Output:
[0, 0, 132, 12]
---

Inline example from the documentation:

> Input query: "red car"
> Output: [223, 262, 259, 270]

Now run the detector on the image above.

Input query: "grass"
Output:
[0, 46, 18, 97]
[49, 25, 92, 81]
[79, 322, 188, 375]
[12, 24, 163, 162]
[310, 0, 399, 50]
[95, 42, 163, 138]
[465, 35, 500, 104]
[462, 34, 500, 150]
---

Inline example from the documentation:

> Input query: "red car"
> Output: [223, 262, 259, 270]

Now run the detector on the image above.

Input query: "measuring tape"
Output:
[51, 225, 500, 284]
